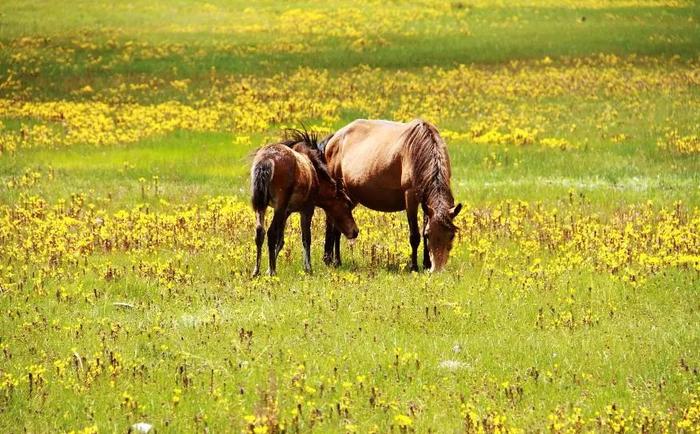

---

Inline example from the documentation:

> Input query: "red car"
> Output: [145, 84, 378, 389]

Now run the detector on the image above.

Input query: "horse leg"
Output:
[300, 207, 314, 274]
[405, 190, 420, 272]
[422, 207, 431, 270]
[253, 209, 266, 277]
[333, 226, 342, 267]
[267, 209, 287, 276]
[323, 213, 335, 266]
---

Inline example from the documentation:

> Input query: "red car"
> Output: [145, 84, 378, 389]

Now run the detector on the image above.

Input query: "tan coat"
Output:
[322, 118, 461, 272]
[325, 119, 443, 211]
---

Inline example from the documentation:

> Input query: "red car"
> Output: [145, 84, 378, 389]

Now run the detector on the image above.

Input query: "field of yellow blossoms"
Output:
[1, 0, 699, 432]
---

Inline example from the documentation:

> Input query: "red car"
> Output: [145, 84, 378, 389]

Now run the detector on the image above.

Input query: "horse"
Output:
[320, 119, 462, 272]
[251, 129, 359, 276]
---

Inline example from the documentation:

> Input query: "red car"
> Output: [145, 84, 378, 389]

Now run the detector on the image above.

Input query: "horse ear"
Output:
[450, 203, 462, 219]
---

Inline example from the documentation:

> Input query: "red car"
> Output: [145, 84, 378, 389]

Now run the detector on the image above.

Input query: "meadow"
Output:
[1, 0, 699, 432]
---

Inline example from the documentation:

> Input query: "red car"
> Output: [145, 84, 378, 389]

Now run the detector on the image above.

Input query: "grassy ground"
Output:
[1, 1, 699, 432]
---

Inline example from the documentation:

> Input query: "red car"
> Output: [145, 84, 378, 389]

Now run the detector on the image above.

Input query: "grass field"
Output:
[1, 1, 699, 432]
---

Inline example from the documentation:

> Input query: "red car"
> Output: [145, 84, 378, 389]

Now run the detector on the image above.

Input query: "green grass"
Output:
[2, 130, 697, 207]
[1, 1, 699, 432]
[2, 1, 699, 98]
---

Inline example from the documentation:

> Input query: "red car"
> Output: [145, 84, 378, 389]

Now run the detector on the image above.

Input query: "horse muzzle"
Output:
[346, 228, 359, 245]
[429, 252, 448, 273]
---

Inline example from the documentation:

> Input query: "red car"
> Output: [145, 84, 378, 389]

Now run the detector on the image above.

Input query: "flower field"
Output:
[1, 0, 699, 432]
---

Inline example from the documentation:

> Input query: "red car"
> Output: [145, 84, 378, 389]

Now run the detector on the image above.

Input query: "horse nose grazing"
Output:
[351, 228, 359, 239]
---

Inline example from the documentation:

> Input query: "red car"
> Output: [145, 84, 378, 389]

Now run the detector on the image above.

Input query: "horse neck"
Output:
[414, 143, 453, 211]
[405, 120, 453, 210]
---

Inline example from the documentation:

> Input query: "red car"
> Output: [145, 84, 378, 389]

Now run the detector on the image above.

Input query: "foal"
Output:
[251, 130, 359, 276]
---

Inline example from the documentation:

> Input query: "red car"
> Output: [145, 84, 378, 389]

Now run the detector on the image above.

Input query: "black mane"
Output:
[281, 128, 320, 150]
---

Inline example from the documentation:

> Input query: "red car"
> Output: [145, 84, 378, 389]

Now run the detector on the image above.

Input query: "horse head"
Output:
[424, 203, 462, 272]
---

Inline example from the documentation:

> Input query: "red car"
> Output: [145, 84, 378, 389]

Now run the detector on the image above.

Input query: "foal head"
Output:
[317, 177, 358, 240]
[425, 203, 462, 272]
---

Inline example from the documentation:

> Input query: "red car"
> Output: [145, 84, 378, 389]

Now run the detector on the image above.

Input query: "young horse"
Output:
[321, 119, 462, 272]
[251, 130, 359, 276]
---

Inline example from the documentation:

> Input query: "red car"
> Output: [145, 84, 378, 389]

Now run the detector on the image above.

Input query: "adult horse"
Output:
[251, 130, 359, 276]
[321, 119, 461, 272]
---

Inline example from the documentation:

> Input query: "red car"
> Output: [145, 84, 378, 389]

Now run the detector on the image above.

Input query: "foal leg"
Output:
[323, 213, 335, 266]
[405, 190, 420, 272]
[252, 209, 266, 277]
[300, 207, 314, 274]
[275, 210, 290, 257]
[267, 209, 288, 276]
[422, 207, 431, 270]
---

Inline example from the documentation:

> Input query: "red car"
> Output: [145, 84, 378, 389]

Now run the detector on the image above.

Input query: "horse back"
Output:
[333, 119, 443, 180]
[323, 120, 418, 210]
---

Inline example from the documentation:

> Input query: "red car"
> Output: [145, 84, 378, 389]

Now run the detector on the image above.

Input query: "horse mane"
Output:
[279, 128, 334, 185]
[402, 120, 456, 229]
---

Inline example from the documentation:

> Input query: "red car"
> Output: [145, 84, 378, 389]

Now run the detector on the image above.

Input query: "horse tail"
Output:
[251, 159, 273, 211]
[403, 119, 450, 201]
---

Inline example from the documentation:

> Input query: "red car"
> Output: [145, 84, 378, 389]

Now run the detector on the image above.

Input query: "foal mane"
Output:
[402, 120, 456, 229]
[281, 128, 320, 149]
[280, 128, 334, 185]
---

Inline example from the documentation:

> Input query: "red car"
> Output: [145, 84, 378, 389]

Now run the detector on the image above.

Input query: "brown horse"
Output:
[251, 130, 359, 276]
[321, 119, 461, 272]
